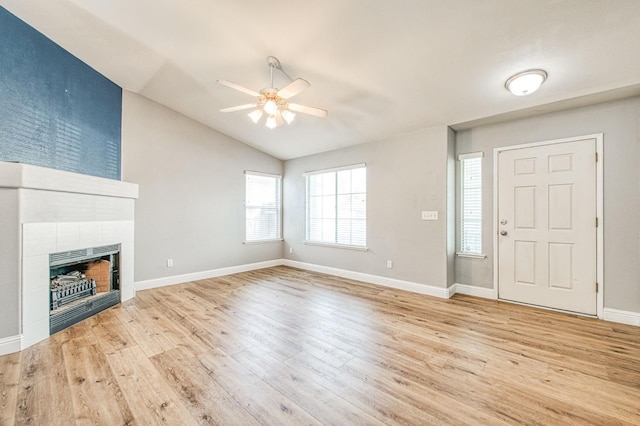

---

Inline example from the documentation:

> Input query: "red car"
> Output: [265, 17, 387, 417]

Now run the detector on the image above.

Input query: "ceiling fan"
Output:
[218, 56, 328, 129]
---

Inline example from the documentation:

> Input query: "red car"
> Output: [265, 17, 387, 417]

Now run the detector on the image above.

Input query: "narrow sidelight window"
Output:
[459, 153, 483, 254]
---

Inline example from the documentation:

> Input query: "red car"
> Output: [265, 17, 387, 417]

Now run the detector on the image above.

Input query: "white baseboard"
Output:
[283, 260, 451, 299]
[134, 260, 639, 329]
[0, 334, 22, 356]
[135, 259, 284, 292]
[603, 308, 640, 326]
[450, 282, 498, 300]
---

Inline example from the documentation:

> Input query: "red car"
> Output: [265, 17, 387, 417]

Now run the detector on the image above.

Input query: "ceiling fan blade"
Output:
[217, 80, 260, 97]
[277, 78, 310, 99]
[288, 103, 328, 118]
[220, 103, 257, 113]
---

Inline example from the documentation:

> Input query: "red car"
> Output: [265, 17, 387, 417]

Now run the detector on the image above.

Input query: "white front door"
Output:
[497, 138, 598, 315]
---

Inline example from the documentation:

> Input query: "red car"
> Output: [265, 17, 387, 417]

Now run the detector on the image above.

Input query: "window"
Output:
[459, 153, 483, 255]
[245, 171, 281, 242]
[305, 164, 366, 248]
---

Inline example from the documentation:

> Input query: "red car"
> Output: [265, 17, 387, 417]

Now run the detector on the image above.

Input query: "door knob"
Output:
[500, 230, 508, 236]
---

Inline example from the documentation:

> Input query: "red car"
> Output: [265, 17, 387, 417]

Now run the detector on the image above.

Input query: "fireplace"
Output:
[0, 161, 138, 355]
[49, 244, 121, 334]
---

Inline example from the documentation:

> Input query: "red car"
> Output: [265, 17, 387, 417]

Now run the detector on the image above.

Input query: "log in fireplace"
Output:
[49, 244, 121, 334]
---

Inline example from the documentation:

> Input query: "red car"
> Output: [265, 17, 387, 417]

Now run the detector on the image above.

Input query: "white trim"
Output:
[457, 151, 484, 161]
[135, 259, 283, 291]
[493, 133, 604, 318]
[0, 334, 22, 356]
[450, 283, 498, 299]
[243, 239, 284, 244]
[303, 163, 366, 176]
[303, 241, 368, 251]
[244, 170, 281, 178]
[455, 252, 487, 259]
[494, 133, 604, 152]
[493, 146, 500, 307]
[283, 260, 450, 299]
[595, 135, 604, 319]
[136, 258, 451, 299]
[282, 259, 449, 299]
[603, 308, 640, 326]
[0, 161, 138, 199]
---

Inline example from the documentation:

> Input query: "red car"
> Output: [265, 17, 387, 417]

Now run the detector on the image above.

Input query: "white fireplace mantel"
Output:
[0, 162, 138, 355]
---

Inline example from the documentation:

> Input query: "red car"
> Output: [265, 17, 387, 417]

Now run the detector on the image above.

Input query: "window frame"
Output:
[244, 170, 282, 244]
[457, 152, 485, 258]
[304, 163, 367, 250]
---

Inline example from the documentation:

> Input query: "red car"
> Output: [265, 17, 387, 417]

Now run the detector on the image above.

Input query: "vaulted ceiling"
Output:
[2, 0, 640, 160]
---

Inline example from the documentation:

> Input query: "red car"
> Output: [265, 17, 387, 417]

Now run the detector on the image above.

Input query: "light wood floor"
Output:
[1, 266, 639, 425]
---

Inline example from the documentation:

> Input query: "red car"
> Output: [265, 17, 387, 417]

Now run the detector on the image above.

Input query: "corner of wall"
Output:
[446, 127, 456, 287]
[0, 334, 22, 356]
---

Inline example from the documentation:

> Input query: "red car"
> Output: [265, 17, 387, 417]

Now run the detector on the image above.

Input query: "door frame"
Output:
[493, 133, 604, 318]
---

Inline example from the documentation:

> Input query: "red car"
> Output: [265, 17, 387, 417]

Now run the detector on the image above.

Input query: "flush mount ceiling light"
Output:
[505, 69, 548, 96]
[218, 56, 327, 129]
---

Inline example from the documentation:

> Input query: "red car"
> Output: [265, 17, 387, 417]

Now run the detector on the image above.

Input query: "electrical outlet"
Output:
[167, 259, 173, 267]
[421, 210, 438, 221]
[289, 247, 293, 254]
[386, 260, 393, 269]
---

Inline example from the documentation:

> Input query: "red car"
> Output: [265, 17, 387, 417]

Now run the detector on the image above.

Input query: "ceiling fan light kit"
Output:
[218, 56, 328, 129]
[505, 69, 548, 96]
[248, 109, 263, 123]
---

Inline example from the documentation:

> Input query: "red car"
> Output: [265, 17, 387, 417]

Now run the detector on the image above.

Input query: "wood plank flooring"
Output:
[1, 265, 639, 425]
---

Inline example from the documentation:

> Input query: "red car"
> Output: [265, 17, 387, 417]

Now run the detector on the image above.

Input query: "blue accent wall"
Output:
[0, 6, 122, 180]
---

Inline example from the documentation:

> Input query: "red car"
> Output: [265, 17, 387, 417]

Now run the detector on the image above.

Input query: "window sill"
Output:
[456, 252, 487, 259]
[243, 239, 283, 245]
[304, 241, 369, 251]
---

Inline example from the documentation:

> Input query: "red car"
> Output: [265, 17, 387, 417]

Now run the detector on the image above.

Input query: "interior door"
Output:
[497, 138, 597, 315]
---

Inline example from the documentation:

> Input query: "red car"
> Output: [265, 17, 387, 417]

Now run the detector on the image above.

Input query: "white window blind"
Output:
[305, 164, 366, 248]
[245, 171, 281, 242]
[460, 153, 482, 254]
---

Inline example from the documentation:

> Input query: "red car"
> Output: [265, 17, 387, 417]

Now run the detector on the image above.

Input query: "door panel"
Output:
[548, 243, 573, 289]
[514, 241, 536, 284]
[548, 184, 572, 229]
[498, 138, 597, 315]
[514, 186, 536, 228]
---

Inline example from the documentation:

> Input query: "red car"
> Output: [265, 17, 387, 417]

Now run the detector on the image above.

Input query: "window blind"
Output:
[245, 172, 281, 242]
[460, 153, 482, 254]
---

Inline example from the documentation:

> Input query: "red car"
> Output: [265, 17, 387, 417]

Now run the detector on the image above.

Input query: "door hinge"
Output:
[596, 217, 599, 227]
[596, 282, 599, 293]
[595, 152, 599, 162]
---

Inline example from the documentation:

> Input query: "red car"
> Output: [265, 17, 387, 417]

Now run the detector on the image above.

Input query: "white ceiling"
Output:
[3, 0, 640, 160]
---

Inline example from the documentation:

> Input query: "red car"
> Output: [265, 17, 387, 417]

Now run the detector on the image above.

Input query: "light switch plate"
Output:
[421, 210, 438, 221]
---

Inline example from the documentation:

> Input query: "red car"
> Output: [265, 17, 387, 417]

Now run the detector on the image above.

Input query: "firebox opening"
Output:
[49, 244, 121, 334]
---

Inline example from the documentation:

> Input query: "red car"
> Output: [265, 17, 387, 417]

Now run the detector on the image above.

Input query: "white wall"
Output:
[456, 96, 640, 313]
[121, 91, 283, 283]
[0, 189, 20, 338]
[283, 126, 454, 289]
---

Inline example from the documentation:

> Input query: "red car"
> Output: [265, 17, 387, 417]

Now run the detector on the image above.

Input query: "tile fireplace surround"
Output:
[0, 162, 138, 355]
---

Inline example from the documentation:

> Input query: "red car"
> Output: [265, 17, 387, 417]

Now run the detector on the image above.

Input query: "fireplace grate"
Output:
[51, 278, 96, 310]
